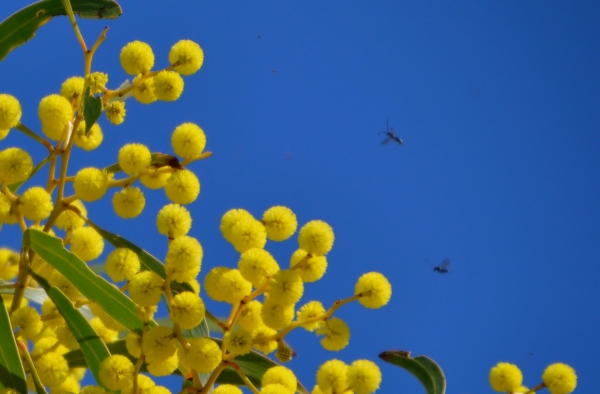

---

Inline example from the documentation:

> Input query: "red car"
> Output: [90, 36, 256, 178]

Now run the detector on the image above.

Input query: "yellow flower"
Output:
[112, 186, 146, 218]
[87, 72, 108, 94]
[238, 247, 279, 287]
[55, 325, 80, 350]
[355, 272, 392, 309]
[317, 317, 350, 351]
[224, 328, 253, 356]
[34, 352, 69, 387]
[298, 220, 334, 256]
[213, 385, 242, 394]
[142, 326, 177, 362]
[268, 269, 304, 306]
[542, 363, 577, 394]
[140, 167, 170, 189]
[262, 366, 297, 393]
[347, 360, 381, 394]
[203, 266, 230, 302]
[220, 208, 254, 242]
[132, 74, 157, 104]
[55, 200, 87, 229]
[230, 217, 267, 253]
[0, 248, 19, 280]
[296, 301, 326, 332]
[120, 41, 155, 75]
[290, 249, 327, 282]
[164, 169, 200, 204]
[262, 206, 297, 241]
[60, 76, 84, 110]
[10, 306, 43, 339]
[118, 143, 152, 176]
[125, 331, 142, 358]
[73, 167, 108, 202]
[129, 270, 164, 306]
[316, 359, 349, 394]
[260, 384, 293, 394]
[105, 248, 140, 282]
[70, 226, 104, 262]
[90, 317, 119, 343]
[0, 94, 22, 129]
[20, 186, 53, 221]
[169, 39, 204, 75]
[74, 121, 103, 151]
[171, 291, 205, 329]
[489, 362, 523, 392]
[89, 302, 125, 331]
[156, 203, 192, 238]
[106, 101, 126, 125]
[153, 70, 184, 101]
[261, 296, 295, 330]
[0, 147, 33, 185]
[99, 355, 134, 391]
[171, 122, 206, 158]
[238, 300, 263, 331]
[165, 235, 203, 282]
[251, 325, 278, 355]
[182, 337, 221, 373]
[38, 94, 73, 140]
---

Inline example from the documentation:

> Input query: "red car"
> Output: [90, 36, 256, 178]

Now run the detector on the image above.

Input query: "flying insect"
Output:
[379, 119, 403, 145]
[433, 258, 450, 274]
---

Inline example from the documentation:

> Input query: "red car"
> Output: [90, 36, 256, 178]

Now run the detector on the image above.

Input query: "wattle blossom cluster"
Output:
[489, 362, 577, 394]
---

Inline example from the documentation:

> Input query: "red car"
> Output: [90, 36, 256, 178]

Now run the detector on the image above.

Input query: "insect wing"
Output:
[439, 258, 450, 269]
[381, 137, 392, 145]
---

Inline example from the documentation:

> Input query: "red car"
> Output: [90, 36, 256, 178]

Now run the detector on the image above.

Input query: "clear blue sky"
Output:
[2, 1, 600, 393]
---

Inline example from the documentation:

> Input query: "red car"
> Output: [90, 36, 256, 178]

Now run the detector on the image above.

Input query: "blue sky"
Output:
[2, 1, 600, 393]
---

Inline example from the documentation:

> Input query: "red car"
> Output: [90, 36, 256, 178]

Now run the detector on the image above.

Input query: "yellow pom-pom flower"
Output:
[156, 203, 192, 238]
[88, 301, 128, 331]
[0, 94, 22, 129]
[238, 248, 280, 287]
[70, 226, 104, 262]
[182, 337, 222, 373]
[129, 270, 164, 306]
[268, 269, 304, 306]
[132, 75, 157, 104]
[121, 374, 155, 394]
[142, 326, 177, 362]
[165, 235, 202, 282]
[118, 143, 152, 176]
[20, 186, 53, 221]
[220, 208, 254, 242]
[252, 325, 278, 355]
[153, 70, 184, 101]
[347, 360, 382, 394]
[169, 39, 204, 75]
[298, 220, 335, 256]
[105, 248, 140, 282]
[112, 187, 145, 218]
[0, 248, 19, 280]
[120, 41, 155, 75]
[164, 169, 200, 204]
[49, 374, 80, 394]
[316, 359, 349, 394]
[203, 266, 230, 302]
[0, 194, 11, 218]
[73, 167, 108, 202]
[224, 328, 253, 356]
[290, 249, 327, 282]
[262, 206, 297, 241]
[88, 72, 108, 94]
[140, 168, 171, 189]
[74, 121, 103, 151]
[238, 300, 263, 331]
[90, 317, 119, 343]
[34, 352, 70, 387]
[542, 363, 577, 394]
[106, 101, 126, 125]
[0, 129, 9, 140]
[0, 147, 33, 185]
[317, 317, 350, 351]
[171, 291, 205, 329]
[99, 355, 134, 391]
[10, 306, 43, 339]
[55, 325, 80, 350]
[213, 385, 242, 394]
[55, 200, 87, 229]
[218, 269, 252, 304]
[125, 331, 142, 358]
[296, 301, 326, 332]
[261, 384, 293, 394]
[355, 272, 392, 309]
[489, 362, 523, 392]
[171, 122, 206, 158]
[230, 217, 267, 253]
[60, 76, 85, 110]
[261, 297, 295, 330]
[262, 366, 297, 393]
[38, 94, 73, 140]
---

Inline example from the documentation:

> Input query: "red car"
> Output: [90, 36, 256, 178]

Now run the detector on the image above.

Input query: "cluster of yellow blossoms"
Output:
[489, 362, 577, 394]
[0, 22, 392, 394]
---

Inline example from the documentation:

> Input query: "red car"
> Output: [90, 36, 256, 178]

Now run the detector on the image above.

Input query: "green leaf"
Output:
[0, 298, 27, 393]
[86, 218, 194, 294]
[64, 339, 132, 369]
[23, 229, 152, 334]
[8, 155, 50, 193]
[379, 350, 446, 394]
[83, 88, 102, 134]
[0, 0, 122, 61]
[29, 271, 110, 390]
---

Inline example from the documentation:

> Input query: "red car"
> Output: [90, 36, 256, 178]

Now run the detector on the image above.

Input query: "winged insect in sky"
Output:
[379, 119, 403, 145]
[433, 258, 450, 273]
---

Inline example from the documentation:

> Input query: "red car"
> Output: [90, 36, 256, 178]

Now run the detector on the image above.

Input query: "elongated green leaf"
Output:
[23, 229, 151, 334]
[379, 350, 446, 394]
[83, 89, 102, 133]
[86, 219, 194, 294]
[9, 155, 50, 193]
[0, 299, 27, 393]
[0, 0, 122, 61]
[30, 271, 110, 390]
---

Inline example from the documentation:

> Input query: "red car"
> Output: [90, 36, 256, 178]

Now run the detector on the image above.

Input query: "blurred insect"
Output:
[432, 258, 450, 274]
[257, 34, 262, 39]
[270, 69, 277, 74]
[379, 119, 403, 145]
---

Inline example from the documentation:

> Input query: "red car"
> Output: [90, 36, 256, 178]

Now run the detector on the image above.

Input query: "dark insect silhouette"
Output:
[379, 119, 403, 145]
[433, 258, 450, 274]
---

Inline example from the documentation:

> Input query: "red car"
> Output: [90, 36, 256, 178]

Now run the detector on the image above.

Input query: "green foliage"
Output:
[379, 350, 446, 394]
[0, 299, 27, 393]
